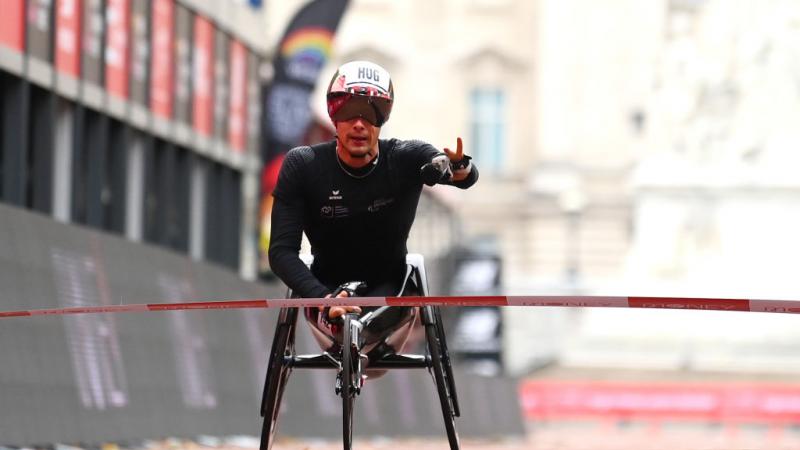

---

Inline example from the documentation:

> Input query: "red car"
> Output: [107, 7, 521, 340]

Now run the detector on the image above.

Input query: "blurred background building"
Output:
[0, 0, 268, 279]
[266, 0, 800, 378]
[5, 0, 800, 378]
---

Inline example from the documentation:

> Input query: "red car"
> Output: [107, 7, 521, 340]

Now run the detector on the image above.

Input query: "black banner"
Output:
[82, 0, 105, 85]
[258, 0, 349, 274]
[246, 51, 262, 155]
[130, 0, 151, 105]
[213, 29, 230, 140]
[27, 0, 53, 61]
[173, 4, 192, 124]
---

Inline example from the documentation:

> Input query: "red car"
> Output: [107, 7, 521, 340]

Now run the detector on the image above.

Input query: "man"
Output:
[268, 60, 479, 321]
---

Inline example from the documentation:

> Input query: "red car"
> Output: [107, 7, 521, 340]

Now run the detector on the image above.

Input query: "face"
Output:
[335, 117, 381, 164]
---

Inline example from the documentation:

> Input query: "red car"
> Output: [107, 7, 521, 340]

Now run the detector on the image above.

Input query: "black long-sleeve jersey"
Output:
[268, 138, 479, 298]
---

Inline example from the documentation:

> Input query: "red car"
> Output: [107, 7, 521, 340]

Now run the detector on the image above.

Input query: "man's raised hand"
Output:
[443, 137, 470, 181]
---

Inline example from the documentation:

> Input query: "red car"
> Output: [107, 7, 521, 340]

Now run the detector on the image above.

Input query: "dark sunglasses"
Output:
[327, 93, 392, 127]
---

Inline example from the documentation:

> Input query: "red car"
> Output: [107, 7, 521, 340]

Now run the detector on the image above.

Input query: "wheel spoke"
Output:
[260, 308, 297, 450]
[435, 308, 460, 417]
[426, 321, 460, 450]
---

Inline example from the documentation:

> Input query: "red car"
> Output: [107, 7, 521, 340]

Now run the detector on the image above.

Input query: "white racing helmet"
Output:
[326, 61, 394, 127]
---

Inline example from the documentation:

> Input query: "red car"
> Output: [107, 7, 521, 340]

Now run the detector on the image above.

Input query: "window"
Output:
[143, 140, 190, 252]
[0, 74, 5, 199]
[72, 107, 105, 226]
[469, 88, 506, 171]
[205, 163, 240, 270]
[103, 120, 128, 233]
[26, 85, 55, 213]
[2, 73, 29, 206]
[71, 109, 126, 232]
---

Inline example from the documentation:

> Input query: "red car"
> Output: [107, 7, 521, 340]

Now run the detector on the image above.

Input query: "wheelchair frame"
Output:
[258, 254, 461, 450]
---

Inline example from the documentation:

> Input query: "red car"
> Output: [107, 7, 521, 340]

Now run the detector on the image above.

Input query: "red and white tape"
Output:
[2, 296, 800, 319]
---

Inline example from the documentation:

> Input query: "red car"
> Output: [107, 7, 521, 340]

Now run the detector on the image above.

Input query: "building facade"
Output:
[0, 0, 268, 279]
[269, 0, 800, 376]
[272, 0, 638, 373]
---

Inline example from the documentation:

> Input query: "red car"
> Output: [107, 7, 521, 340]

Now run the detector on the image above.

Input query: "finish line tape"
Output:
[2, 296, 800, 319]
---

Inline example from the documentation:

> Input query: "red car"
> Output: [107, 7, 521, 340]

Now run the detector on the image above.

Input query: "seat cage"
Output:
[291, 253, 430, 297]
[287, 253, 431, 369]
[260, 253, 461, 450]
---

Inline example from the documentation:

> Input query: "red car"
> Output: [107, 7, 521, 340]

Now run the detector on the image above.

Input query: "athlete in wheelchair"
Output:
[261, 61, 479, 450]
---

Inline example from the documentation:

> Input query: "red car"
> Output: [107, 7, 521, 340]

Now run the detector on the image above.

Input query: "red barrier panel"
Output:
[56, 0, 82, 76]
[105, 0, 131, 98]
[521, 380, 800, 423]
[192, 15, 214, 135]
[0, 0, 25, 51]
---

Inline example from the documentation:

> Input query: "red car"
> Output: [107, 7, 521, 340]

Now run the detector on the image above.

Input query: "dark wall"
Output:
[0, 204, 523, 445]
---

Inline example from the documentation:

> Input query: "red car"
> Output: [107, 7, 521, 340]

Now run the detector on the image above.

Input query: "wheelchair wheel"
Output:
[425, 307, 460, 450]
[434, 306, 460, 417]
[259, 307, 298, 450]
[341, 314, 358, 450]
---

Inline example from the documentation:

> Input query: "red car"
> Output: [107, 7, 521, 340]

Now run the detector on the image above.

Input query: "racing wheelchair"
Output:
[259, 254, 461, 450]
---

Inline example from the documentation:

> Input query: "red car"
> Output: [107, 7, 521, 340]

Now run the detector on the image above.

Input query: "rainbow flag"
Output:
[259, 0, 349, 277]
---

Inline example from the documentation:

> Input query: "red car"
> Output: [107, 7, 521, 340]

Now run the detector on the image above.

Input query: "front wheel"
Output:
[341, 314, 358, 450]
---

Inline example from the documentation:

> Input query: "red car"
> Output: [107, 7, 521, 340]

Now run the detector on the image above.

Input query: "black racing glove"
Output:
[420, 154, 453, 186]
[450, 154, 472, 171]
[324, 281, 369, 325]
[330, 281, 369, 297]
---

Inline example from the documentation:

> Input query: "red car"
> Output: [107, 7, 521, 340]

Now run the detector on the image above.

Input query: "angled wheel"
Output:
[341, 314, 358, 450]
[425, 307, 460, 450]
[259, 307, 298, 450]
[434, 306, 460, 417]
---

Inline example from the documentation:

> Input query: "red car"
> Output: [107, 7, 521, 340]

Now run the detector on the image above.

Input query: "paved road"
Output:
[138, 429, 800, 450]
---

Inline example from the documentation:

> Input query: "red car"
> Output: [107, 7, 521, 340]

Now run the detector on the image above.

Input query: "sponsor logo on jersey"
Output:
[367, 197, 395, 212]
